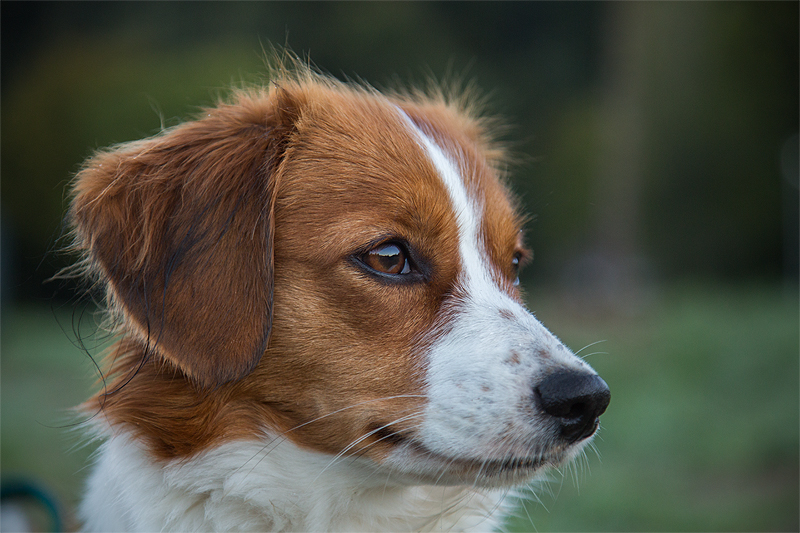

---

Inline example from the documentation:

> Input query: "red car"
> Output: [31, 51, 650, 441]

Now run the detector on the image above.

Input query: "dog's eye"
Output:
[512, 254, 521, 272]
[363, 243, 412, 275]
[512, 252, 523, 286]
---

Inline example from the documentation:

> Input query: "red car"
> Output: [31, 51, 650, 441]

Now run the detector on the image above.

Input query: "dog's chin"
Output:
[377, 435, 589, 488]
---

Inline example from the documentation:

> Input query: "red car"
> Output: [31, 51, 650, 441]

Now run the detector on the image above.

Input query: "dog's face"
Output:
[72, 72, 608, 488]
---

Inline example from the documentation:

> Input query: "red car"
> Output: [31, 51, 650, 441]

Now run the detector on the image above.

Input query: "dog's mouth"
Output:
[368, 424, 567, 484]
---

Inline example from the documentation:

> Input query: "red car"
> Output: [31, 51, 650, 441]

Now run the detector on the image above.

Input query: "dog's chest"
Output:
[80, 432, 510, 532]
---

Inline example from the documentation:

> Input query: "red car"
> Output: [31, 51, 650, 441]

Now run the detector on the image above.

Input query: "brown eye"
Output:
[363, 243, 412, 275]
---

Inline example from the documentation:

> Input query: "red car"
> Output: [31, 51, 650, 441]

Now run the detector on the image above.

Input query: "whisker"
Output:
[283, 394, 426, 436]
[433, 453, 462, 486]
[587, 441, 602, 463]
[224, 433, 290, 492]
[573, 339, 607, 358]
[416, 486, 482, 532]
[225, 395, 426, 489]
[580, 350, 609, 360]
[582, 448, 592, 476]
[519, 497, 539, 533]
[517, 484, 546, 527]
[312, 412, 424, 483]
[568, 454, 581, 491]
[483, 486, 512, 530]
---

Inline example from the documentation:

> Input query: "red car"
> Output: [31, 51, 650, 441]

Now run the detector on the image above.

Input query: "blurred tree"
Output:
[559, 2, 652, 310]
[535, 1, 797, 293]
[639, 2, 798, 279]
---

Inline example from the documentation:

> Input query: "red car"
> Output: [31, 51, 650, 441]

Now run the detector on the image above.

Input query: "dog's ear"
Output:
[71, 88, 301, 388]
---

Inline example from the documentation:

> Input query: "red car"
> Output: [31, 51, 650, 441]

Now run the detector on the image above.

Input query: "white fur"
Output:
[81, 430, 510, 532]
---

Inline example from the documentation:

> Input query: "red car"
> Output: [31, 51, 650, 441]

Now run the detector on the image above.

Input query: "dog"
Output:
[69, 63, 610, 531]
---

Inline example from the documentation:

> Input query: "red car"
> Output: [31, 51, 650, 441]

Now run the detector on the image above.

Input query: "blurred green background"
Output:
[1, 2, 797, 531]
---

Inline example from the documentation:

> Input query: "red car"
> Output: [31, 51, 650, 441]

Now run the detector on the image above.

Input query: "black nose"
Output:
[535, 370, 610, 444]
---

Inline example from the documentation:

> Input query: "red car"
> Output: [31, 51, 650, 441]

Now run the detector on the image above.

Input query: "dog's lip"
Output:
[372, 424, 560, 476]
[444, 453, 551, 474]
[410, 441, 560, 479]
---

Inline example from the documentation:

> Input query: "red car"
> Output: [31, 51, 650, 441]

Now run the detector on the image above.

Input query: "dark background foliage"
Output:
[2, 1, 797, 303]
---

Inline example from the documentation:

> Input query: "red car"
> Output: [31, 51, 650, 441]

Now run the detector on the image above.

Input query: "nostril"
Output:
[535, 371, 610, 443]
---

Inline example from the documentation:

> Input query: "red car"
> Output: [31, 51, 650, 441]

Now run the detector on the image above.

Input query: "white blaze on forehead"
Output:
[395, 110, 493, 289]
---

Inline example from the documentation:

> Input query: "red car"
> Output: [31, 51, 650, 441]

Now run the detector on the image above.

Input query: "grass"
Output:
[2, 283, 798, 531]
[507, 282, 799, 532]
[1, 301, 104, 530]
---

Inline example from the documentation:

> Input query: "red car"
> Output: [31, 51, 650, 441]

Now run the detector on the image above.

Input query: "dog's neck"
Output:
[80, 430, 510, 532]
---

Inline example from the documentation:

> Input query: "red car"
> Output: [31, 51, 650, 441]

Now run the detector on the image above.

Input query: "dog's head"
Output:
[72, 67, 608, 487]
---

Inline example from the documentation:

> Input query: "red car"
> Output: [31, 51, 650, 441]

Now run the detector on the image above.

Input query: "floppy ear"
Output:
[71, 89, 300, 388]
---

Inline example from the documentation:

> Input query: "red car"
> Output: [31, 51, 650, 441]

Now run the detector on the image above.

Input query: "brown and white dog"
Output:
[70, 64, 609, 531]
